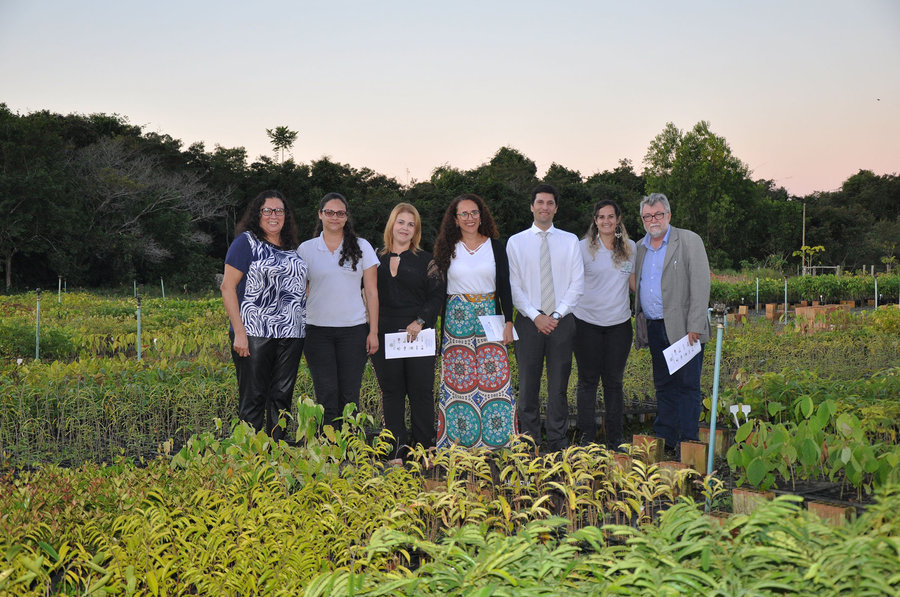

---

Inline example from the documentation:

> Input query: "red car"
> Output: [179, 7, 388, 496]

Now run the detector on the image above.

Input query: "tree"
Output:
[0, 105, 72, 289]
[642, 121, 756, 268]
[68, 136, 222, 284]
[266, 126, 299, 164]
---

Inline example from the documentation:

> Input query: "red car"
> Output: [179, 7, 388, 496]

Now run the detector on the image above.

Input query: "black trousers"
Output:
[370, 316, 437, 459]
[573, 317, 632, 449]
[230, 332, 304, 442]
[304, 323, 369, 427]
[513, 313, 575, 451]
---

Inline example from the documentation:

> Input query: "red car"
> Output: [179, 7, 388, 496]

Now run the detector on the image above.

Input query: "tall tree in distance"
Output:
[266, 126, 299, 163]
[642, 120, 755, 268]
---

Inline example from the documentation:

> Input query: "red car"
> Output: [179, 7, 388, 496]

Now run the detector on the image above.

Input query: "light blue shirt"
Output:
[639, 227, 671, 320]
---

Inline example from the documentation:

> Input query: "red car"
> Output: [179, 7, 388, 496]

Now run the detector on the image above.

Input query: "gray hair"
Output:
[640, 193, 671, 213]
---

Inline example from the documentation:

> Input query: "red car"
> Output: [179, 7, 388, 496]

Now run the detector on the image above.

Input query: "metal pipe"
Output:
[35, 288, 42, 360]
[874, 274, 878, 309]
[706, 304, 727, 512]
[783, 278, 788, 323]
[136, 294, 142, 362]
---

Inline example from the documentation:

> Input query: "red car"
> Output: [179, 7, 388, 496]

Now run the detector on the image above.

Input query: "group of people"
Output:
[220, 185, 710, 460]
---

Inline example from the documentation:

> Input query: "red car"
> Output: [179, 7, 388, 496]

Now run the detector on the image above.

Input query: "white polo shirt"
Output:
[298, 233, 378, 327]
[572, 237, 636, 327]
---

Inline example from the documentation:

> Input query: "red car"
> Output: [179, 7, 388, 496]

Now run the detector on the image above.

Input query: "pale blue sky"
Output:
[2, 0, 898, 195]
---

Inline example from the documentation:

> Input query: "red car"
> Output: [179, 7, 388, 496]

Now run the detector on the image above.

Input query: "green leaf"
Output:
[747, 459, 769, 487]
[36, 542, 57, 563]
[841, 447, 852, 464]
[798, 395, 813, 419]
[735, 421, 754, 443]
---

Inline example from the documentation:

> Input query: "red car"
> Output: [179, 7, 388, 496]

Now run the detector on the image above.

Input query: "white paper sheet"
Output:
[384, 328, 436, 359]
[662, 333, 702, 375]
[477, 315, 519, 342]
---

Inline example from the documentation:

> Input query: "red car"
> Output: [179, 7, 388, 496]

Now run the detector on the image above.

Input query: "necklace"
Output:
[461, 238, 487, 255]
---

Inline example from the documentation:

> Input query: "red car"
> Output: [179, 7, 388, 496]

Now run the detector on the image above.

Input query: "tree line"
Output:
[1, 104, 897, 291]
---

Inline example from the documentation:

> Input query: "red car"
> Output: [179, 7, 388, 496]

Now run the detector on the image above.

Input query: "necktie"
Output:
[539, 231, 556, 314]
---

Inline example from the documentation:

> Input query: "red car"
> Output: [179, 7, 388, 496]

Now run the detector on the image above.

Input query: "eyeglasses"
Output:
[456, 210, 480, 219]
[321, 209, 348, 218]
[641, 211, 667, 222]
[260, 207, 285, 217]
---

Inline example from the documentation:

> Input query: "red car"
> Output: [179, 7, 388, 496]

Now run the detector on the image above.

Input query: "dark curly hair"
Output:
[313, 192, 363, 270]
[235, 190, 299, 249]
[584, 199, 632, 267]
[433, 193, 499, 276]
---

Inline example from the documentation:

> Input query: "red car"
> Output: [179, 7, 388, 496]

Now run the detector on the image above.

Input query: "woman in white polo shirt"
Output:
[298, 193, 379, 427]
[573, 200, 636, 450]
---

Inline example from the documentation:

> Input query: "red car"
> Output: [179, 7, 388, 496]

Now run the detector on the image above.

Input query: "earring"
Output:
[614, 224, 623, 239]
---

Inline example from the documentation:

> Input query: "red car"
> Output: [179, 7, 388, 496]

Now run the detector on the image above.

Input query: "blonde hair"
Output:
[381, 203, 422, 255]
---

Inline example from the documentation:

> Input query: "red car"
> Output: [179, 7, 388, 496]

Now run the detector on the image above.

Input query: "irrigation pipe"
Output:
[35, 288, 42, 361]
[136, 295, 143, 362]
[706, 305, 727, 513]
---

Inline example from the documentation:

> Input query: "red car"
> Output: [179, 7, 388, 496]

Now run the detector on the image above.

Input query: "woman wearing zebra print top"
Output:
[221, 190, 307, 441]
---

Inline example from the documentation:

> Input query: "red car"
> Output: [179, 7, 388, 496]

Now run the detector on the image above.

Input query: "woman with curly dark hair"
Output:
[572, 199, 636, 449]
[220, 190, 307, 441]
[433, 194, 516, 449]
[298, 193, 379, 427]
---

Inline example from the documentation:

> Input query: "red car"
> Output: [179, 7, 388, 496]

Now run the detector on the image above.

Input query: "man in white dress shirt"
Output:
[507, 183, 584, 452]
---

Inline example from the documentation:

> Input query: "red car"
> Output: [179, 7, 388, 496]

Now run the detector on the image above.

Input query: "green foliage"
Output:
[724, 377, 900, 496]
[2, 386, 900, 594]
[307, 490, 900, 595]
[0, 320, 76, 361]
[710, 273, 900, 305]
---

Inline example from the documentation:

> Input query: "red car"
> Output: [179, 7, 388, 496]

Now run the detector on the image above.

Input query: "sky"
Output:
[1, 0, 898, 196]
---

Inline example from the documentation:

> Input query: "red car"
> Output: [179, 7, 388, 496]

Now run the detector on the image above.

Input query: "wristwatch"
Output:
[416, 317, 426, 326]
[550, 311, 561, 320]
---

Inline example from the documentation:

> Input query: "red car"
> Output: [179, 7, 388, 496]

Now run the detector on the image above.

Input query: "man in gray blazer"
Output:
[633, 193, 710, 457]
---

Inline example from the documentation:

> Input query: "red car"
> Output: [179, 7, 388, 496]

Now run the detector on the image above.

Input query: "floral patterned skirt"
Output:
[437, 293, 517, 449]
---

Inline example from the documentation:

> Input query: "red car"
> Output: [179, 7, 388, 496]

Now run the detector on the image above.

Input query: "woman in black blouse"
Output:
[371, 203, 446, 461]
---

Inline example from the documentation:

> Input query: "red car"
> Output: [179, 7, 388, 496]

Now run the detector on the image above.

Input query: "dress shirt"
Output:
[507, 223, 584, 321]
[638, 227, 670, 320]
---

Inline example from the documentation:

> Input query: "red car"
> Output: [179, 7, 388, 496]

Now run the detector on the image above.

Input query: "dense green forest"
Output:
[2, 104, 898, 291]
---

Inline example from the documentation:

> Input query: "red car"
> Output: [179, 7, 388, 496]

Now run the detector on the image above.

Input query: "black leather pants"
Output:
[230, 332, 304, 442]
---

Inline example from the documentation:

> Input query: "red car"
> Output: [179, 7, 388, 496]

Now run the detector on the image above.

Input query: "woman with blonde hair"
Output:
[370, 203, 445, 461]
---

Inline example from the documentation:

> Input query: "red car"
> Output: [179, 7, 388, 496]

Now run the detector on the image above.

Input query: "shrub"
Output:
[0, 321, 76, 361]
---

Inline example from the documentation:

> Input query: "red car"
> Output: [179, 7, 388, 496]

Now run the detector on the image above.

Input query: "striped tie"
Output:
[539, 231, 556, 314]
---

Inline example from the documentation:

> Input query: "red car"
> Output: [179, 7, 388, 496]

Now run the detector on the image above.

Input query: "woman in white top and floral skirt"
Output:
[433, 194, 516, 449]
